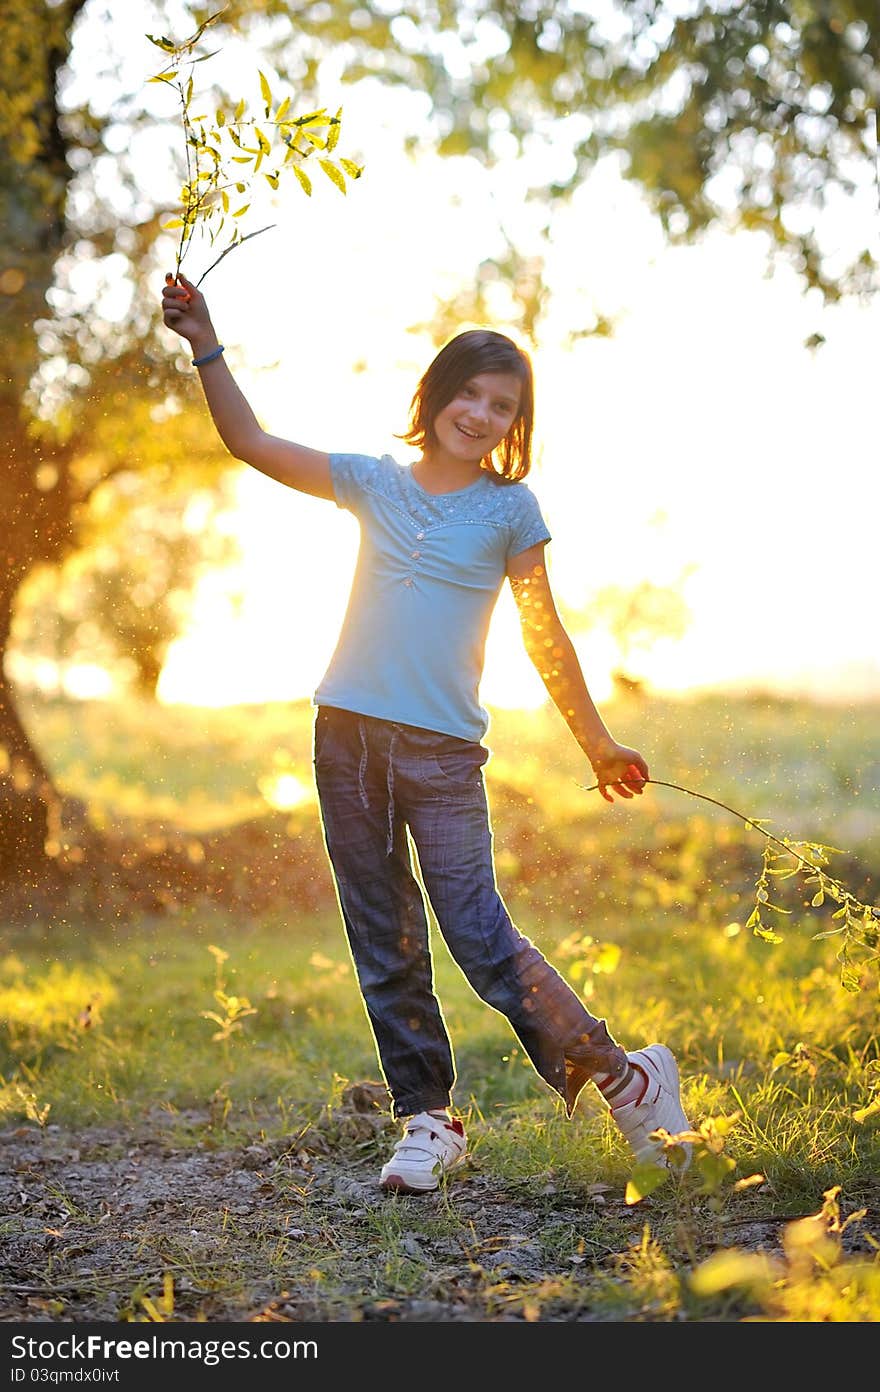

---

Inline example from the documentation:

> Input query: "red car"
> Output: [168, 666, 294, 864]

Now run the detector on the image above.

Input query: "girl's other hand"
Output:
[590, 745, 649, 802]
[161, 272, 213, 346]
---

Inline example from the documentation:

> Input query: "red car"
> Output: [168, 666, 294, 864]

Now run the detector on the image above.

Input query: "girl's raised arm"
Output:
[161, 273, 334, 501]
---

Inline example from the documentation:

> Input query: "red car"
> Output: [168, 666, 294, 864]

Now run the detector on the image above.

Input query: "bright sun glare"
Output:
[53, 15, 880, 713]
[158, 211, 879, 714]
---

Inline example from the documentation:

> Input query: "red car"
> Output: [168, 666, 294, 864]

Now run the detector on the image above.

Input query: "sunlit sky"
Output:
[56, 4, 880, 710]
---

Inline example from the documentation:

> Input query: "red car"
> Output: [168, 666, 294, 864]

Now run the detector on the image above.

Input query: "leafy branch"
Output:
[146, 9, 363, 286]
[624, 1110, 757, 1207]
[579, 776, 880, 991]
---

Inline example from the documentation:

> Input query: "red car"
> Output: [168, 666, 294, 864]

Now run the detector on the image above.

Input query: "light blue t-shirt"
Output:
[313, 453, 552, 741]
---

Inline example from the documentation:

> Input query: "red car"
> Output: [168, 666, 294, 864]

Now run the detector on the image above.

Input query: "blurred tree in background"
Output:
[591, 577, 693, 698]
[13, 473, 239, 700]
[2, 0, 877, 893]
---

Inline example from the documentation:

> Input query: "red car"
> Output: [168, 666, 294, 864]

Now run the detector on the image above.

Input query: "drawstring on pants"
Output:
[357, 718, 370, 810]
[356, 716, 398, 857]
[385, 728, 398, 855]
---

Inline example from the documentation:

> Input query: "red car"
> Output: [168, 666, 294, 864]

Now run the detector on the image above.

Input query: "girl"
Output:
[161, 272, 691, 1193]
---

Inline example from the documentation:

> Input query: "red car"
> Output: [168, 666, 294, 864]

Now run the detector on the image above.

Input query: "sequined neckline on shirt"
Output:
[401, 460, 490, 500]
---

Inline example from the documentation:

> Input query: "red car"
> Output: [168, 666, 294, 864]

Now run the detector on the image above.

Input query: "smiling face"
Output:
[429, 372, 524, 467]
[400, 329, 535, 481]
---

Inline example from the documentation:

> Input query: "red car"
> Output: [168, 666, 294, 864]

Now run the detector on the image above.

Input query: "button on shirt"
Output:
[313, 453, 552, 742]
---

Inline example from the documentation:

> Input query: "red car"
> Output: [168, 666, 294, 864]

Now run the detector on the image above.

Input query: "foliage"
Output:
[690, 1185, 878, 1322]
[0, 0, 85, 397]
[349, 0, 880, 303]
[748, 830, 880, 994]
[575, 769, 880, 998]
[145, 9, 363, 285]
[201, 943, 257, 1044]
[624, 1109, 759, 1207]
[602, 2, 880, 303]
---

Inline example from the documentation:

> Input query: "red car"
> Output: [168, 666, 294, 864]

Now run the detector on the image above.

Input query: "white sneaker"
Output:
[611, 1044, 692, 1170]
[380, 1111, 467, 1193]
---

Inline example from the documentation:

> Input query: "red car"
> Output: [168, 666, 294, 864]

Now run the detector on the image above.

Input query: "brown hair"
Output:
[398, 329, 534, 483]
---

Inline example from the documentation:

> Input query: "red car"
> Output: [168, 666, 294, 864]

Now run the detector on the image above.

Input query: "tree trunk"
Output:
[0, 473, 69, 885]
[0, 675, 61, 884]
[0, 0, 89, 896]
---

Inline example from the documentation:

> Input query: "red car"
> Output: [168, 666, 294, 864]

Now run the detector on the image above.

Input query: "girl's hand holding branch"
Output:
[162, 272, 218, 357]
[589, 743, 649, 802]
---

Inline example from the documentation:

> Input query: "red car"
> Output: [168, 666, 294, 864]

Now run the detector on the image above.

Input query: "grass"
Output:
[1, 686, 878, 1322]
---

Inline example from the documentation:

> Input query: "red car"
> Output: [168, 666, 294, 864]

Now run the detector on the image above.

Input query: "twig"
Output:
[195, 223, 277, 287]
[577, 776, 841, 877]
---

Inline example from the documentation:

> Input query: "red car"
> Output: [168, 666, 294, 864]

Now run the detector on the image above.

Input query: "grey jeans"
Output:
[313, 705, 629, 1119]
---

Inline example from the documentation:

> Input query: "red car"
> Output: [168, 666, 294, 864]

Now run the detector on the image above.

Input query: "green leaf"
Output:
[259, 70, 273, 115]
[625, 1163, 669, 1205]
[753, 924, 783, 944]
[293, 109, 327, 128]
[145, 34, 177, 53]
[811, 889, 825, 906]
[695, 1150, 736, 1189]
[690, 1249, 776, 1296]
[319, 159, 347, 194]
[327, 107, 342, 151]
[292, 165, 312, 196]
[853, 1095, 880, 1124]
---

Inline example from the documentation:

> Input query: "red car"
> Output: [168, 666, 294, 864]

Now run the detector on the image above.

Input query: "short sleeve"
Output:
[507, 484, 552, 562]
[328, 453, 381, 514]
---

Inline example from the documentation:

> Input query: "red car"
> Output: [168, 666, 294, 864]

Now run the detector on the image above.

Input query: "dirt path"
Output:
[2, 1087, 876, 1323]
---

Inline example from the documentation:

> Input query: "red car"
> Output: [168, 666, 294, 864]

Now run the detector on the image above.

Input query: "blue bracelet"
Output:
[192, 344, 225, 367]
